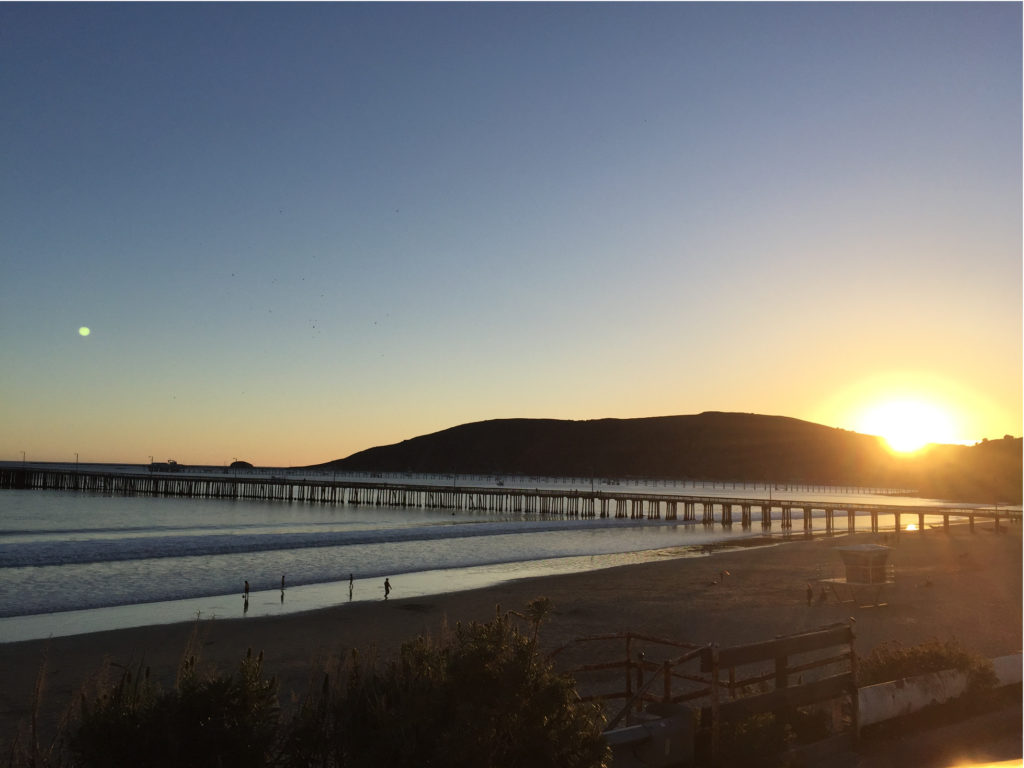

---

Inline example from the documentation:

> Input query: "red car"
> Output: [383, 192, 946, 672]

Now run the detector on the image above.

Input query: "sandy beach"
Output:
[1, 523, 1019, 752]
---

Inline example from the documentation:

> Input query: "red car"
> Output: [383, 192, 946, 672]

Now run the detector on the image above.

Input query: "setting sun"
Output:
[814, 371, 1007, 455]
[856, 399, 958, 453]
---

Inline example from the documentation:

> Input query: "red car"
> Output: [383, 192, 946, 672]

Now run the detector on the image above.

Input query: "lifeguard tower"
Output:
[820, 544, 895, 607]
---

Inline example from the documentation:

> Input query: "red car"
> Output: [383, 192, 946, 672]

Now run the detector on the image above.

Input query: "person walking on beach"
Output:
[384, 578, 391, 600]
[244, 580, 250, 600]
[348, 573, 354, 601]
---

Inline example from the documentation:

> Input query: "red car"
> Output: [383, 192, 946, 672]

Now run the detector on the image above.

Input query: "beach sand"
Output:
[1, 524, 1020, 753]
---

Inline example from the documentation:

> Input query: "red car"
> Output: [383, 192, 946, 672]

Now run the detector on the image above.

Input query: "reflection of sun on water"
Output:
[905, 522, 919, 531]
[856, 399, 958, 454]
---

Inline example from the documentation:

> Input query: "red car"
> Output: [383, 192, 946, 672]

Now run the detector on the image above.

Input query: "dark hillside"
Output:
[315, 412, 1021, 503]
[904, 436, 1022, 503]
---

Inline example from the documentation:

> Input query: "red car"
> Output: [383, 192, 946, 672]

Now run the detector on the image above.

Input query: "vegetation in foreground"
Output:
[3, 614, 1004, 768]
[857, 638, 998, 691]
[3, 600, 609, 768]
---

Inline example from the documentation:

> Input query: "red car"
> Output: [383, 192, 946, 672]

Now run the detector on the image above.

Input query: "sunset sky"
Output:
[2, 3, 1020, 467]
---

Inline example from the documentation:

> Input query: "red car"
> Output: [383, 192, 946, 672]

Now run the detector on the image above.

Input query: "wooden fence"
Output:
[553, 623, 858, 765]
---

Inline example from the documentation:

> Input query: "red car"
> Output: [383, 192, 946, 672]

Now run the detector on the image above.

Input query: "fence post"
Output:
[663, 659, 672, 703]
[849, 624, 860, 746]
[636, 651, 645, 712]
[624, 634, 632, 721]
[711, 645, 720, 763]
[775, 654, 788, 690]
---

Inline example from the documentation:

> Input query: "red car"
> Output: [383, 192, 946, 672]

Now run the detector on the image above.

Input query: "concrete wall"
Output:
[858, 653, 1022, 729]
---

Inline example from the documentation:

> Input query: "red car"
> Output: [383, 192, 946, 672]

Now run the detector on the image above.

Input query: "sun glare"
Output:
[857, 399, 957, 454]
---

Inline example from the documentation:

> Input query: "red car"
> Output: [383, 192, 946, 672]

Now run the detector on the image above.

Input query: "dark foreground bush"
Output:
[71, 648, 278, 768]
[712, 707, 832, 768]
[4, 603, 609, 768]
[279, 611, 609, 768]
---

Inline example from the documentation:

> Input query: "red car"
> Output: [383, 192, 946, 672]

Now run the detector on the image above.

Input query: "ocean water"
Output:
[0, 471, 985, 642]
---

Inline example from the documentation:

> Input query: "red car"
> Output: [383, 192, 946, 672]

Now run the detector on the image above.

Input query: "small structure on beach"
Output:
[820, 544, 895, 606]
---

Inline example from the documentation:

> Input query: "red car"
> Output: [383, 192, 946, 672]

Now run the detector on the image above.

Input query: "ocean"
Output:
[0, 469, 979, 643]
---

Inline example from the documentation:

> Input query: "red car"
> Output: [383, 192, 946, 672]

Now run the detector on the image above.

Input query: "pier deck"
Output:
[1, 466, 1016, 536]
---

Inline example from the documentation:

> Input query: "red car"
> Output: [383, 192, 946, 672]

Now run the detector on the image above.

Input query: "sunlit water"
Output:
[0, 470, 995, 641]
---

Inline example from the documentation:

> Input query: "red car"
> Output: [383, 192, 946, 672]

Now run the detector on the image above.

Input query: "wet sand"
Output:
[1, 523, 1019, 750]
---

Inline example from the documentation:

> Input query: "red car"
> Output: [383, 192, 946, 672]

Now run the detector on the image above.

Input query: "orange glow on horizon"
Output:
[856, 398, 959, 454]
[815, 371, 1011, 450]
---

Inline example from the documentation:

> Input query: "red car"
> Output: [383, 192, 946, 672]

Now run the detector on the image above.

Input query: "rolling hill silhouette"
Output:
[315, 412, 1021, 504]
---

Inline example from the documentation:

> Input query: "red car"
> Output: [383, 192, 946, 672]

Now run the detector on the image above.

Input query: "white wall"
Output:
[858, 653, 1022, 729]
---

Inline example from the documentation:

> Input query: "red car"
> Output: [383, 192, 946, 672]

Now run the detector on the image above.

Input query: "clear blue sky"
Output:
[2, 2, 1020, 466]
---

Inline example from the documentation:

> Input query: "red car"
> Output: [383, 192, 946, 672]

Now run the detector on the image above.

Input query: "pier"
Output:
[0, 466, 1016, 536]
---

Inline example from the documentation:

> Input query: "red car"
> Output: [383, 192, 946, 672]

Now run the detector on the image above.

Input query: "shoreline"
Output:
[0, 523, 942, 644]
[0, 529, 790, 644]
[1, 524, 1019, 748]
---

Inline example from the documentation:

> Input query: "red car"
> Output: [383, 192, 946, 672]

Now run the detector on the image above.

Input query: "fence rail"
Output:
[557, 623, 859, 764]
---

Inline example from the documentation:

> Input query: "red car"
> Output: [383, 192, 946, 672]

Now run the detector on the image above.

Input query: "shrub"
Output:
[280, 611, 609, 768]
[857, 639, 997, 693]
[714, 707, 832, 768]
[70, 648, 279, 768]
[9, 602, 607, 768]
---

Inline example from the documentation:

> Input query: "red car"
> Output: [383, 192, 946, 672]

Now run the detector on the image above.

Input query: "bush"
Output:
[714, 707, 832, 768]
[8, 603, 607, 768]
[70, 648, 279, 768]
[280, 611, 609, 768]
[857, 639, 997, 693]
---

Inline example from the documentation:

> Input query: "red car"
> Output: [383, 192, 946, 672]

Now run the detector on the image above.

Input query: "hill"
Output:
[316, 412, 1022, 504]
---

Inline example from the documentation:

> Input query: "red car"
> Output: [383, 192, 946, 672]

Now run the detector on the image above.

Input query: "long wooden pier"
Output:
[1, 466, 1017, 536]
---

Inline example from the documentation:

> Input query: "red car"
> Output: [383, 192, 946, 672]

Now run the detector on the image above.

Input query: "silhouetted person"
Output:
[281, 574, 286, 591]
[349, 573, 354, 601]
[244, 580, 250, 600]
[384, 578, 391, 600]
[806, 584, 813, 606]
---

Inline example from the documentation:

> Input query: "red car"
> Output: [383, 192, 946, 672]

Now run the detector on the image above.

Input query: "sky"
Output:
[1, 2, 1021, 467]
